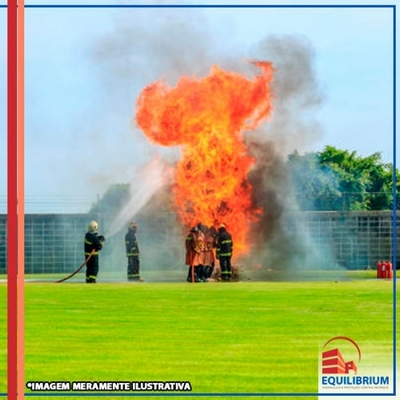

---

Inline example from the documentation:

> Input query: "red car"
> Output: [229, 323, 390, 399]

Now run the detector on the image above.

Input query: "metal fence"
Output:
[0, 211, 184, 276]
[2, 214, 90, 275]
[0, 210, 398, 275]
[282, 211, 397, 269]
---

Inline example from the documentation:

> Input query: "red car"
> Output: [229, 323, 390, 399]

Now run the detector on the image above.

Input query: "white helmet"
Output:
[88, 220, 99, 233]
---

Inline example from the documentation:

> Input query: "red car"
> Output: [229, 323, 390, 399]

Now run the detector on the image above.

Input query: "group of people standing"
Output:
[185, 222, 233, 282]
[82, 219, 233, 284]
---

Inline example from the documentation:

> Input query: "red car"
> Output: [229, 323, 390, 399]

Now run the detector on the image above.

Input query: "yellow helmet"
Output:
[88, 220, 99, 233]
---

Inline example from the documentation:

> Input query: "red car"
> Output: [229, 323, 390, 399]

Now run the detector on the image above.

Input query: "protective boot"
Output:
[187, 266, 196, 282]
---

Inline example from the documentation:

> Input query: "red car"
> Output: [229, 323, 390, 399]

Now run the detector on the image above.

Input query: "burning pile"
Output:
[135, 61, 274, 256]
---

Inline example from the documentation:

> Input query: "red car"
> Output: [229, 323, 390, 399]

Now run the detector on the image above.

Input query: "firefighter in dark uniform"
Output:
[125, 222, 141, 281]
[216, 223, 233, 281]
[84, 220, 105, 283]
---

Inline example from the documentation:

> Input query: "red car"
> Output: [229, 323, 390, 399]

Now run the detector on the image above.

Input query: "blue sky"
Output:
[0, 1, 395, 212]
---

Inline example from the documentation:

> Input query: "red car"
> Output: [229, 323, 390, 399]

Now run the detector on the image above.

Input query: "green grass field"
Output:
[0, 275, 396, 399]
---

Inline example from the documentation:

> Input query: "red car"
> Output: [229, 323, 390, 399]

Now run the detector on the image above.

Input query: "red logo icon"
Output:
[322, 336, 361, 375]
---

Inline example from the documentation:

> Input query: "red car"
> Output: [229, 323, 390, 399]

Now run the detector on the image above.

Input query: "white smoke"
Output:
[105, 156, 173, 239]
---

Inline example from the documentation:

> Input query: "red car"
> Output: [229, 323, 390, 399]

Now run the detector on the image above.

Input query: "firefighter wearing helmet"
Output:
[216, 223, 233, 281]
[125, 222, 141, 281]
[84, 220, 105, 283]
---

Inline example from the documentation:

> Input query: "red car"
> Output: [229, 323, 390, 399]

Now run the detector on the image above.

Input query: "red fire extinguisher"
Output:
[387, 261, 393, 279]
[376, 261, 383, 279]
[382, 261, 388, 279]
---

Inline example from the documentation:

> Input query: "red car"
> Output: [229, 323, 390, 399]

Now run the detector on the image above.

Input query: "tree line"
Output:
[287, 145, 398, 211]
[91, 146, 398, 214]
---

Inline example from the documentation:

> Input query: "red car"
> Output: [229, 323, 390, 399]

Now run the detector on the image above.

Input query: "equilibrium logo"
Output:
[319, 336, 392, 395]
[321, 336, 361, 375]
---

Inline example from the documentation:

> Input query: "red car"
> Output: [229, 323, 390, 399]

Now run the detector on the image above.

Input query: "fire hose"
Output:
[55, 249, 95, 283]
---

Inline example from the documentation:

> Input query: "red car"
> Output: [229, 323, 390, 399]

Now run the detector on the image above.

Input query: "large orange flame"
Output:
[136, 61, 274, 256]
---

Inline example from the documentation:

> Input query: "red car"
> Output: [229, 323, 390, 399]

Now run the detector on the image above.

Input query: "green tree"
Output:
[89, 183, 130, 215]
[287, 151, 342, 210]
[287, 146, 397, 211]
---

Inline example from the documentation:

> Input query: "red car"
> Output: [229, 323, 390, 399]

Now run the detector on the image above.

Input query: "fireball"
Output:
[136, 61, 274, 256]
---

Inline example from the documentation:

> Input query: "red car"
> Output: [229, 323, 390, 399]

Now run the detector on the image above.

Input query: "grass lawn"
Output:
[0, 277, 395, 398]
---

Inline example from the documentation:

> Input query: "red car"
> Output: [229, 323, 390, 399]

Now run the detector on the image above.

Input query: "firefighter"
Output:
[216, 223, 233, 281]
[193, 223, 207, 282]
[200, 224, 216, 281]
[84, 220, 105, 283]
[185, 226, 200, 282]
[125, 222, 141, 281]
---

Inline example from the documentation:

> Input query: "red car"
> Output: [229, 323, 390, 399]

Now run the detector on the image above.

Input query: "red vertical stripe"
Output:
[7, 0, 18, 399]
[17, 0, 25, 398]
